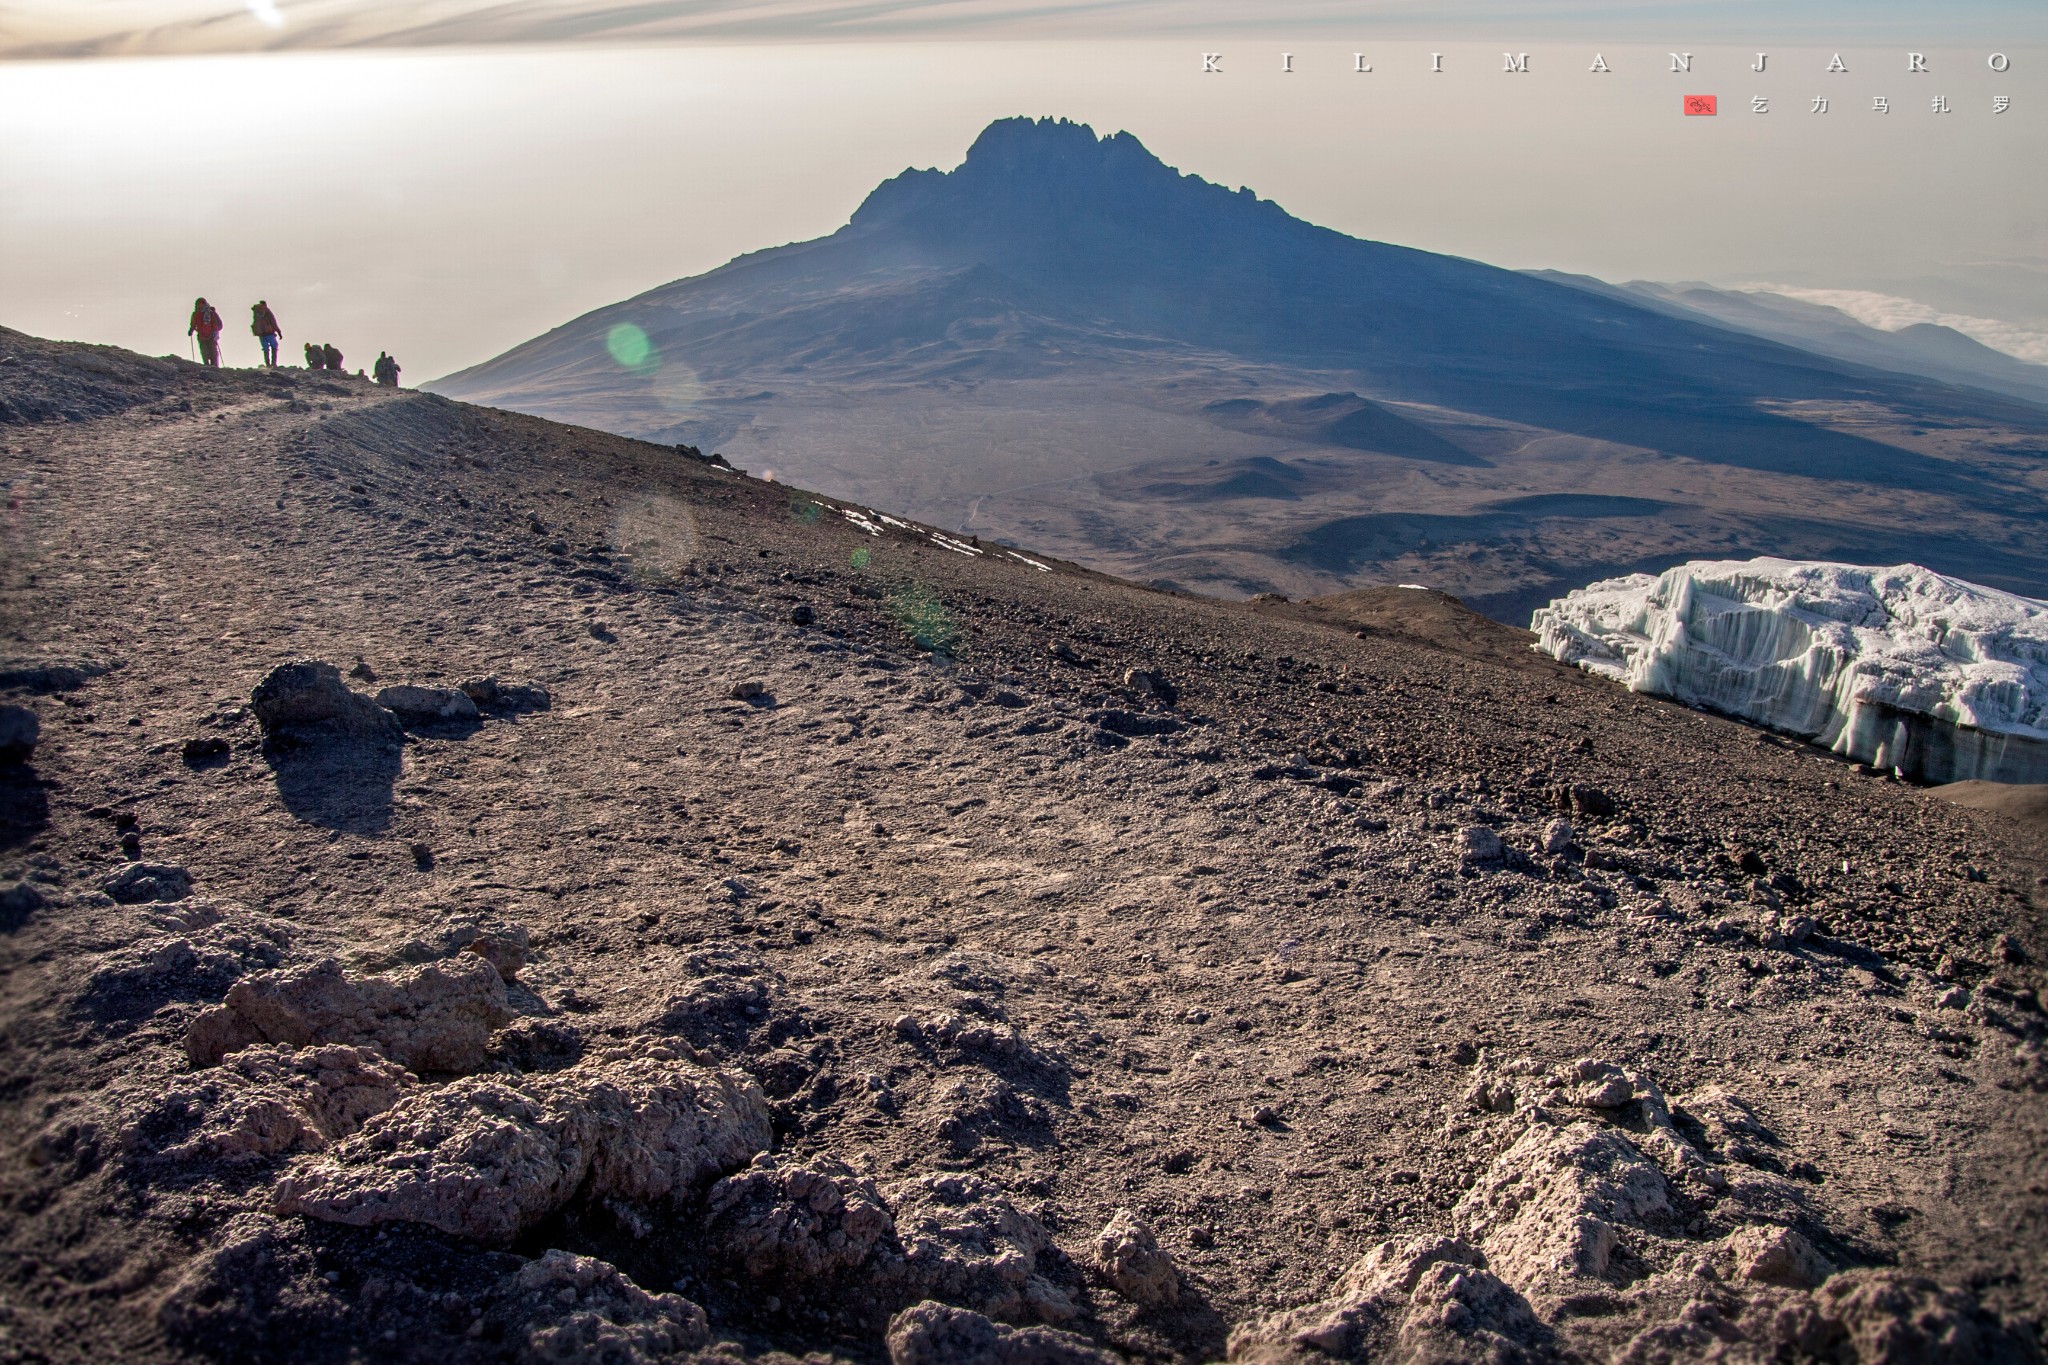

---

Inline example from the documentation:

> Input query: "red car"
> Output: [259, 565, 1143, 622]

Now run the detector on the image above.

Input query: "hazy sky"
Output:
[2, 5, 2042, 381]
[5, 0, 2043, 55]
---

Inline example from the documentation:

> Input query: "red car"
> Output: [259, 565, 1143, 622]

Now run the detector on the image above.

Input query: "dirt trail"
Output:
[1, 329, 2044, 1364]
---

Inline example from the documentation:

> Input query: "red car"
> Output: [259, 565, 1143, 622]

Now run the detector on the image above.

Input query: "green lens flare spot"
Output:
[791, 498, 823, 526]
[888, 584, 959, 655]
[850, 547, 872, 570]
[606, 323, 656, 371]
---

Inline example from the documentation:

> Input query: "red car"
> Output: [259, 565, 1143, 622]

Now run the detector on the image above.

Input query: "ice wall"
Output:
[1531, 559, 2048, 785]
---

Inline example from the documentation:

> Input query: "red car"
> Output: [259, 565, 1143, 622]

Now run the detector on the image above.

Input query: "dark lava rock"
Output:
[0, 882, 44, 932]
[0, 704, 38, 764]
[181, 735, 231, 766]
[790, 604, 815, 627]
[250, 661, 402, 746]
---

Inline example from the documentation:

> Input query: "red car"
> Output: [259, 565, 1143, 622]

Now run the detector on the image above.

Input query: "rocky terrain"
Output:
[2, 326, 2046, 1364]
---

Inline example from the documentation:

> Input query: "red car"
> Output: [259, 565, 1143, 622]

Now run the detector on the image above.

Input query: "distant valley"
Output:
[430, 117, 2048, 623]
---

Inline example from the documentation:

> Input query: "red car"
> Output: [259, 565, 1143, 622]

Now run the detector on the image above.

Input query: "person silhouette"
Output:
[187, 297, 224, 367]
[250, 300, 282, 367]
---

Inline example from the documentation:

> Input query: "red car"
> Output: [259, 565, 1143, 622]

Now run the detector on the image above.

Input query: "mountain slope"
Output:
[1529, 273, 2048, 409]
[431, 117, 2048, 619]
[4, 329, 2048, 1362]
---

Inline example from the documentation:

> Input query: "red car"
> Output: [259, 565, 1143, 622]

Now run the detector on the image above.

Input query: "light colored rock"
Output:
[1454, 1120, 1673, 1295]
[1094, 1208, 1178, 1307]
[103, 862, 193, 904]
[1457, 826, 1505, 865]
[1731, 1224, 1834, 1289]
[185, 955, 511, 1073]
[1541, 819, 1574, 855]
[273, 1050, 769, 1243]
[885, 1173, 1081, 1324]
[130, 1044, 413, 1164]
[374, 683, 480, 723]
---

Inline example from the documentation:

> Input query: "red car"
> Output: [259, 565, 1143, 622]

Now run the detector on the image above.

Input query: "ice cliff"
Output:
[1531, 559, 2048, 785]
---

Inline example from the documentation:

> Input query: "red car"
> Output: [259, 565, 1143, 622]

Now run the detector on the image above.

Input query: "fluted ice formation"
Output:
[1531, 559, 2048, 785]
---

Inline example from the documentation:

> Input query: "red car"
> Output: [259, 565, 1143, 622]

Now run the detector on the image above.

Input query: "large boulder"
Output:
[249, 660, 401, 746]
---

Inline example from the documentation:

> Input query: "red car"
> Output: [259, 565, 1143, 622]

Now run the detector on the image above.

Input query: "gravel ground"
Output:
[1, 327, 2044, 1365]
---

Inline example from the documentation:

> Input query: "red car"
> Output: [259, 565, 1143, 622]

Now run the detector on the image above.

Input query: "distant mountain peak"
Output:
[853, 116, 1205, 226]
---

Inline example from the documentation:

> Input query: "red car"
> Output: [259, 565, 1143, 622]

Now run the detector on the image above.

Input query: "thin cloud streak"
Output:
[4, 0, 2040, 59]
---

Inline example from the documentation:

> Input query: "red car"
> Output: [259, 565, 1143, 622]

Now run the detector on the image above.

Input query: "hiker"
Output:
[304, 341, 322, 369]
[372, 352, 401, 387]
[321, 343, 342, 372]
[250, 301, 282, 366]
[187, 297, 224, 367]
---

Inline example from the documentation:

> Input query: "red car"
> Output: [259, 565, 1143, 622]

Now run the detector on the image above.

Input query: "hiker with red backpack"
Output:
[187, 298, 224, 367]
[251, 301, 282, 367]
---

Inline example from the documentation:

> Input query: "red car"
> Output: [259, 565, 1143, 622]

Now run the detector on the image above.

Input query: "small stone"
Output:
[1541, 819, 1573, 855]
[103, 862, 192, 904]
[893, 1014, 924, 1042]
[1997, 934, 2027, 965]
[1047, 640, 1081, 663]
[409, 842, 435, 871]
[1250, 1104, 1280, 1127]
[1095, 1208, 1179, 1307]
[1457, 826, 1505, 865]
[1730, 1225, 1833, 1289]
[348, 660, 377, 682]
[789, 604, 815, 626]
[181, 735, 231, 766]
[1582, 1076, 1634, 1109]
[729, 680, 768, 702]
[1936, 986, 1971, 1010]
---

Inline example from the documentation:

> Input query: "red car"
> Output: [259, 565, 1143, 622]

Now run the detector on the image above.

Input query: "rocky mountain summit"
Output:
[428, 117, 2048, 619]
[2, 327, 2046, 1363]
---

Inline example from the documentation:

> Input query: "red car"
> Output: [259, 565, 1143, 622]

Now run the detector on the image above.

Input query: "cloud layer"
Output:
[5, 0, 2038, 59]
[1742, 285, 2048, 365]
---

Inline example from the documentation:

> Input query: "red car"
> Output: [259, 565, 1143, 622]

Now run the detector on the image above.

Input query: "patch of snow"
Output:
[1007, 552, 1053, 573]
[836, 508, 882, 537]
[1532, 558, 2048, 784]
[879, 514, 914, 530]
[1398, 584, 1430, 590]
[930, 533, 984, 557]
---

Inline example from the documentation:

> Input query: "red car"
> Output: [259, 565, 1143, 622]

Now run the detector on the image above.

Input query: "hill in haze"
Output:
[431, 117, 2048, 622]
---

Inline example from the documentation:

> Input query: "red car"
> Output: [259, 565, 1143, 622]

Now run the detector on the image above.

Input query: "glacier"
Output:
[1530, 558, 2048, 785]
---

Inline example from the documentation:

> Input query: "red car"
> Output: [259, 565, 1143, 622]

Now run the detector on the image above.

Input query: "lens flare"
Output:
[605, 322, 656, 372]
[850, 547, 871, 571]
[888, 584, 958, 655]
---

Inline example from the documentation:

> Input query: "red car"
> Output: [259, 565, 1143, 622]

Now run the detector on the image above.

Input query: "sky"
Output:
[1, 3, 2042, 382]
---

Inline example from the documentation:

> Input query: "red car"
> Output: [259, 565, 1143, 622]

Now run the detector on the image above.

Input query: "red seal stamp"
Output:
[1683, 94, 1718, 116]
